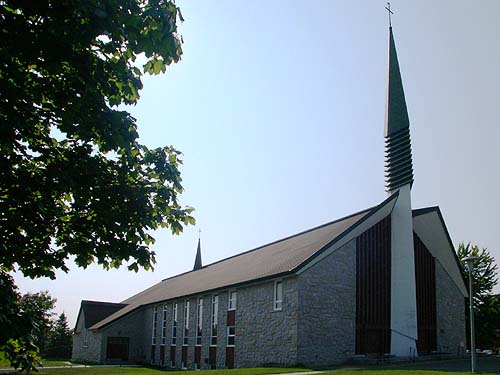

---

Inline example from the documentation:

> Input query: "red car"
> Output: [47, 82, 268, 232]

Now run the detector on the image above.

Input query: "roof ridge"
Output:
[160, 205, 375, 283]
[82, 300, 128, 306]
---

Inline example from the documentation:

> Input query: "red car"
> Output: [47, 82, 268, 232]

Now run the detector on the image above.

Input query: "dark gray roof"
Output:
[90, 206, 374, 330]
[75, 300, 128, 330]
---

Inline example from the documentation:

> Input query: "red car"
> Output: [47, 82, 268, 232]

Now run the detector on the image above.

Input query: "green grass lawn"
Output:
[1, 367, 314, 375]
[16, 368, 498, 375]
[0, 352, 72, 368]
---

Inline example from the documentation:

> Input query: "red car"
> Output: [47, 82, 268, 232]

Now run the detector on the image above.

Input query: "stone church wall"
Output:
[296, 239, 357, 365]
[72, 313, 102, 363]
[143, 278, 298, 369]
[72, 329, 102, 363]
[99, 308, 150, 363]
[435, 260, 466, 354]
[236, 277, 299, 367]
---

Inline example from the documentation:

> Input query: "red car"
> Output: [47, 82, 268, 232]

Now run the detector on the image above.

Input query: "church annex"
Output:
[72, 26, 467, 368]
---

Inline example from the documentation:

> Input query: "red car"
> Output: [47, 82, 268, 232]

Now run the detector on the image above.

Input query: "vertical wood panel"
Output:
[182, 346, 188, 367]
[225, 347, 235, 369]
[414, 233, 437, 353]
[209, 347, 217, 369]
[194, 346, 201, 368]
[355, 216, 391, 354]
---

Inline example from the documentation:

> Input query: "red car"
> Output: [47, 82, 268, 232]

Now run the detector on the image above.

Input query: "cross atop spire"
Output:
[385, 2, 394, 28]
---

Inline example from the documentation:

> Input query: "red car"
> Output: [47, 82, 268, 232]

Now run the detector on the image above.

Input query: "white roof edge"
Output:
[296, 193, 398, 274]
[412, 210, 468, 297]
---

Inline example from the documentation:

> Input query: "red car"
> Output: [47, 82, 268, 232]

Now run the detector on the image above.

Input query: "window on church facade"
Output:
[211, 295, 218, 346]
[152, 305, 158, 345]
[183, 300, 190, 345]
[274, 281, 283, 310]
[227, 326, 235, 347]
[228, 290, 237, 310]
[196, 298, 203, 346]
[171, 303, 178, 345]
[83, 330, 88, 348]
[161, 304, 167, 345]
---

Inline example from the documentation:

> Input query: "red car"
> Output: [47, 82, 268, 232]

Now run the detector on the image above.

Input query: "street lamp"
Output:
[463, 255, 479, 373]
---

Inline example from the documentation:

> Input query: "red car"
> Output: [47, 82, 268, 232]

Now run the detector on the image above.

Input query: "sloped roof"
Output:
[412, 207, 468, 296]
[90, 198, 398, 330]
[75, 300, 127, 331]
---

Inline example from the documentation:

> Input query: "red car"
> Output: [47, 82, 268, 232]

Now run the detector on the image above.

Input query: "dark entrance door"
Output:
[106, 337, 129, 361]
[209, 347, 217, 369]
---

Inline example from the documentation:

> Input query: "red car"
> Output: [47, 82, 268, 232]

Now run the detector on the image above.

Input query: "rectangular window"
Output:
[161, 304, 167, 345]
[274, 281, 283, 310]
[228, 290, 237, 310]
[171, 303, 178, 345]
[227, 326, 235, 347]
[83, 330, 89, 348]
[183, 300, 190, 345]
[211, 295, 218, 346]
[152, 306, 158, 345]
[196, 297, 203, 346]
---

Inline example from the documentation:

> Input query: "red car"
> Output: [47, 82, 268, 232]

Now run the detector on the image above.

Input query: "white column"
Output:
[390, 183, 418, 357]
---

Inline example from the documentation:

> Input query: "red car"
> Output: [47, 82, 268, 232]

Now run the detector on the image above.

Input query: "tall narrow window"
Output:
[161, 304, 167, 345]
[196, 298, 203, 346]
[274, 281, 283, 310]
[183, 300, 190, 345]
[227, 326, 235, 347]
[171, 303, 178, 345]
[152, 306, 158, 344]
[211, 295, 218, 346]
[228, 291, 237, 310]
[83, 330, 89, 348]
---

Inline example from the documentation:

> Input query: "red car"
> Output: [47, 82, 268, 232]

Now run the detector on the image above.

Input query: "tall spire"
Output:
[193, 237, 202, 271]
[384, 26, 414, 193]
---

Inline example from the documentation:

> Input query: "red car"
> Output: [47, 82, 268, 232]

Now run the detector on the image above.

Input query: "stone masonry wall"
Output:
[99, 308, 149, 364]
[72, 330, 102, 363]
[297, 239, 357, 365]
[435, 260, 466, 354]
[72, 313, 102, 363]
[236, 277, 299, 367]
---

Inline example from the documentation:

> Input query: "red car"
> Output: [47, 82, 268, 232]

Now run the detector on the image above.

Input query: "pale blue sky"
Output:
[14, 0, 500, 326]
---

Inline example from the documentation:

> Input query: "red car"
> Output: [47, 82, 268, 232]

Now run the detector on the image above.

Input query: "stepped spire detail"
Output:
[385, 27, 414, 193]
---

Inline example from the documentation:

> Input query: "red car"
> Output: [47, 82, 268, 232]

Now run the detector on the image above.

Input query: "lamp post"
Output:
[463, 255, 479, 373]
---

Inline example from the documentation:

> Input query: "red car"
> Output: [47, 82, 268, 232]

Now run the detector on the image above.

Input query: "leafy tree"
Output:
[1, 0, 193, 370]
[458, 242, 499, 349]
[458, 243, 498, 306]
[46, 313, 72, 359]
[0, 271, 41, 372]
[475, 294, 500, 349]
[19, 292, 57, 356]
[0, 0, 194, 280]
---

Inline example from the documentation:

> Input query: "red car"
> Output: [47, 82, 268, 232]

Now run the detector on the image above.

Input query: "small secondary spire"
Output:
[193, 232, 202, 271]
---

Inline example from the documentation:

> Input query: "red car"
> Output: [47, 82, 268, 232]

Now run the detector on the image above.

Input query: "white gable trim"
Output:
[296, 194, 398, 274]
[412, 210, 468, 297]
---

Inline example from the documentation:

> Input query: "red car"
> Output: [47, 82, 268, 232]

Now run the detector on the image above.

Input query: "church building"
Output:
[72, 26, 467, 368]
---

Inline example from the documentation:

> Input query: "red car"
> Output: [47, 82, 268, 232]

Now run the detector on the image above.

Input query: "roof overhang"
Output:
[412, 207, 468, 297]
